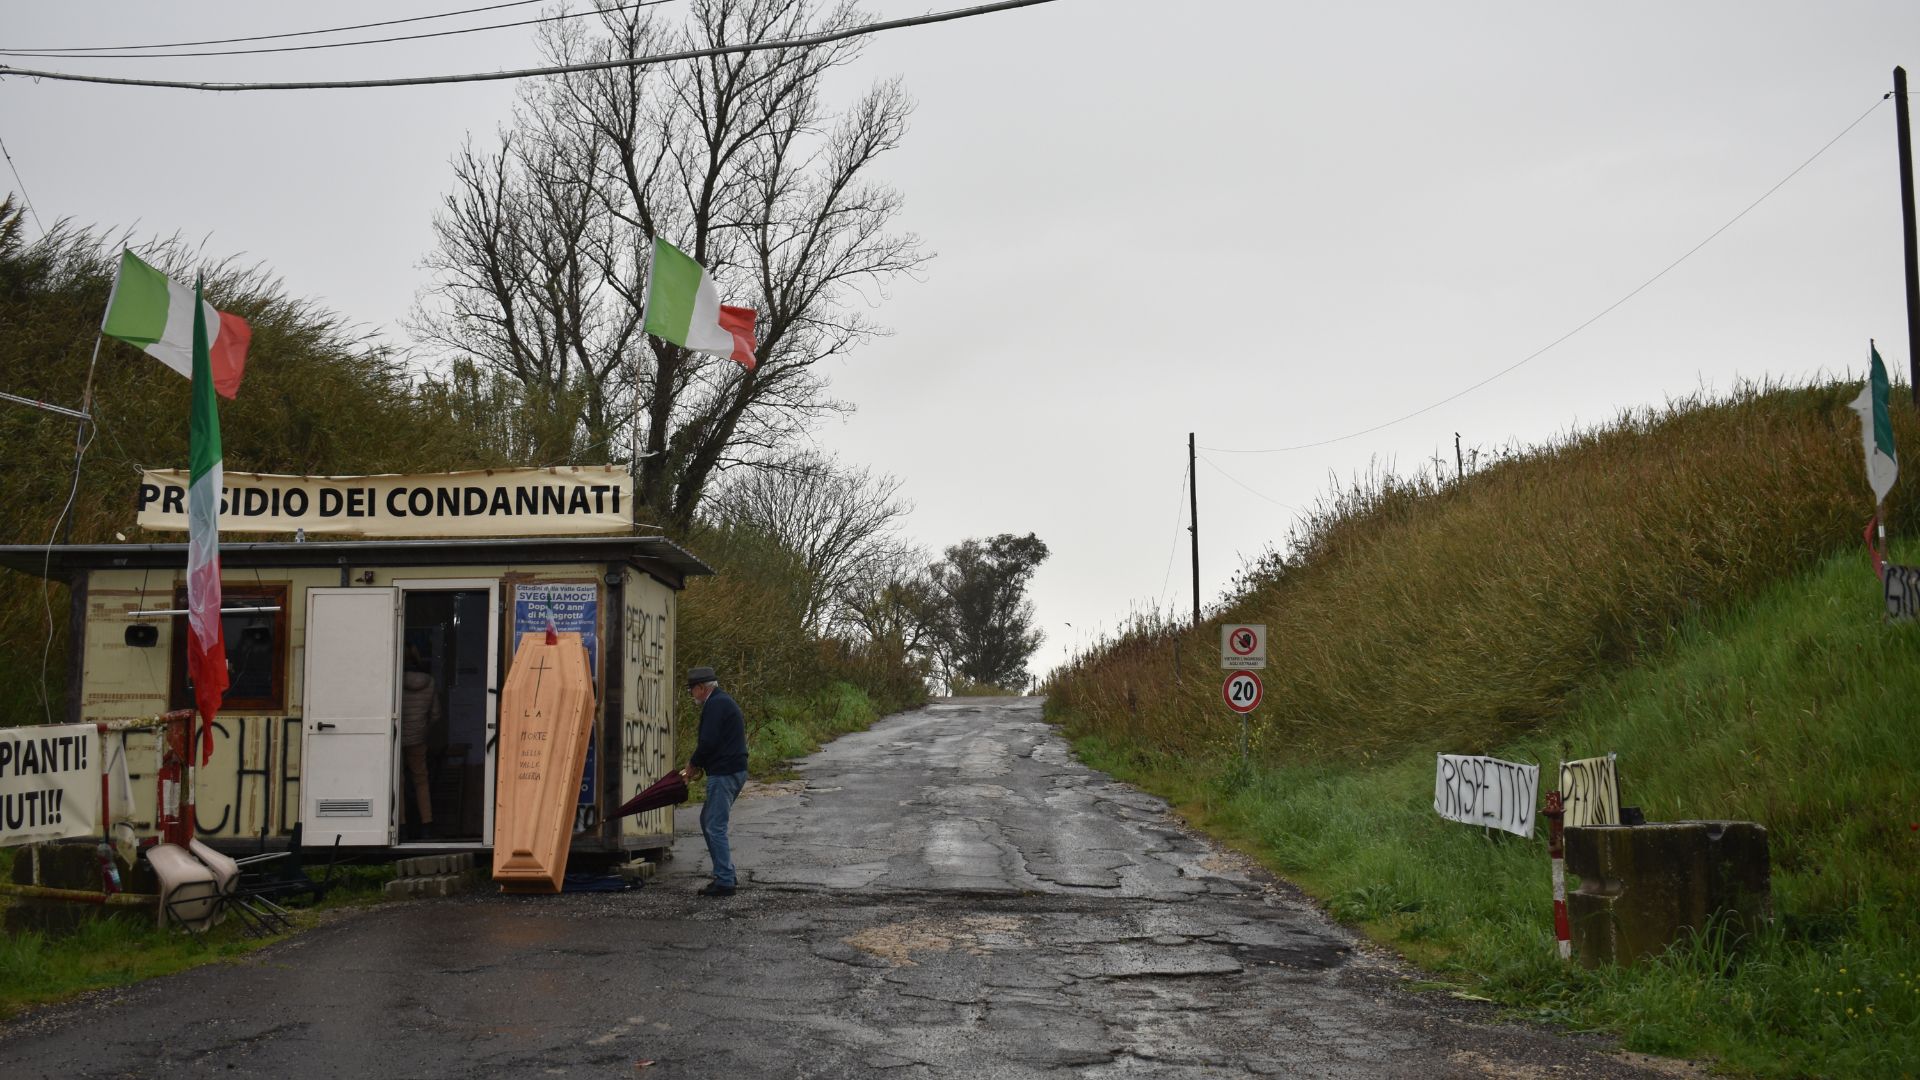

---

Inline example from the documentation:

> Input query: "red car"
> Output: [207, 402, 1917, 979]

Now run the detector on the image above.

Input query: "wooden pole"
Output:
[1896, 66, 1920, 404]
[1188, 432, 1200, 627]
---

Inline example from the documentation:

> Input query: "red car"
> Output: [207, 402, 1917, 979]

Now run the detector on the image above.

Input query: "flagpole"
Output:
[58, 334, 107, 545]
[632, 237, 657, 525]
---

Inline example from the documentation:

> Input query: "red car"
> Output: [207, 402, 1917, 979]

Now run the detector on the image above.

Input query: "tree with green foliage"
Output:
[928, 533, 1050, 691]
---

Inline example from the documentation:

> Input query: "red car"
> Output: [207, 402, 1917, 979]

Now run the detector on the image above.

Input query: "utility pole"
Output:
[1188, 432, 1200, 628]
[1897, 66, 1920, 404]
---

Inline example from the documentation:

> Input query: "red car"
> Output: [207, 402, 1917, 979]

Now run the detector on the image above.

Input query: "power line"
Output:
[0, 0, 1062, 92]
[1, 0, 548, 54]
[1204, 94, 1890, 455]
[0, 1, 678, 61]
[1198, 455, 1303, 513]
[0, 131, 46, 235]
[1156, 461, 1188, 612]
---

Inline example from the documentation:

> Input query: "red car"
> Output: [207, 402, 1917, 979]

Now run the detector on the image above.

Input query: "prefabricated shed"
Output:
[0, 536, 710, 857]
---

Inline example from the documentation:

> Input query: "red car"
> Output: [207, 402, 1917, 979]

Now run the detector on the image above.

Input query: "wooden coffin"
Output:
[492, 631, 596, 893]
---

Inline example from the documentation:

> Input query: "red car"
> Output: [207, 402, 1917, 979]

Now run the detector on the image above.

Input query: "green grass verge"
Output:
[1061, 548, 1920, 1078]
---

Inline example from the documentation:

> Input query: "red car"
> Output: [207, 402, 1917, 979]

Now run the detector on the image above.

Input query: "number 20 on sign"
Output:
[1222, 671, 1263, 713]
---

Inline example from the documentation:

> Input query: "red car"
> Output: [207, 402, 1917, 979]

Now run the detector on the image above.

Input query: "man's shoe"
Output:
[697, 882, 736, 897]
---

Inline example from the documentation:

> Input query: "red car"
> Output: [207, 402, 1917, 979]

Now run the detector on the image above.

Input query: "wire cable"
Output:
[1198, 454, 1303, 513]
[2, 0, 548, 54]
[0, 131, 46, 235]
[1204, 94, 1890, 455]
[0, 0, 1061, 91]
[0, 1, 679, 61]
[1155, 461, 1189, 613]
[40, 420, 96, 723]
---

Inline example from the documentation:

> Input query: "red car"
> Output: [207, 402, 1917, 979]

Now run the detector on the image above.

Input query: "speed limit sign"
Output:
[1222, 671, 1263, 714]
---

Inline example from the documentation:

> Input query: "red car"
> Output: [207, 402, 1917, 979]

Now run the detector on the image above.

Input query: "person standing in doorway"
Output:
[400, 647, 439, 842]
[680, 666, 749, 897]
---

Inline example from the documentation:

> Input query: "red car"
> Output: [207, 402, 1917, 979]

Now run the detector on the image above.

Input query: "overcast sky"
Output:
[5, 1, 1918, 674]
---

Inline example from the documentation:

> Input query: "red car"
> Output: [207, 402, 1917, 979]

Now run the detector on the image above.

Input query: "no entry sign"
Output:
[1222, 671, 1263, 714]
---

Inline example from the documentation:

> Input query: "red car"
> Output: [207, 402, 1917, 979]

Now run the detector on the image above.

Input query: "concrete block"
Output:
[1566, 820, 1771, 968]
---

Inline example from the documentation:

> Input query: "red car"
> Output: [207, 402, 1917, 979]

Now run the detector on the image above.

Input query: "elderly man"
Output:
[680, 666, 749, 897]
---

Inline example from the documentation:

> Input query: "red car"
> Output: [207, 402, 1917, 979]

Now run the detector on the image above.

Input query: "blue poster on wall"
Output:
[513, 583, 599, 805]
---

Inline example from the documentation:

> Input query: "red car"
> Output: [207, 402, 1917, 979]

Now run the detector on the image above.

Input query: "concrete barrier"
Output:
[1565, 820, 1771, 967]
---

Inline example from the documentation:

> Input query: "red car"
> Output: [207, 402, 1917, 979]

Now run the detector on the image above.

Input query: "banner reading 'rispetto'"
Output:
[135, 466, 633, 538]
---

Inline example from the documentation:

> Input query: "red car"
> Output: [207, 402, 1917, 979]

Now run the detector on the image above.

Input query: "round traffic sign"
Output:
[1222, 671, 1263, 714]
[1228, 627, 1259, 656]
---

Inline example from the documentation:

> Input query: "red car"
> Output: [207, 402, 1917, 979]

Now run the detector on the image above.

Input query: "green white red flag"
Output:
[101, 250, 251, 398]
[186, 278, 228, 764]
[1849, 343, 1898, 505]
[643, 238, 757, 369]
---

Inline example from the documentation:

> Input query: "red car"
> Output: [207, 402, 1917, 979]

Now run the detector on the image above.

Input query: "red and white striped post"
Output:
[1545, 789, 1570, 961]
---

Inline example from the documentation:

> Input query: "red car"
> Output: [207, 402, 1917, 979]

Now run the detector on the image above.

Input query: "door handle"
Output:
[315, 721, 337, 731]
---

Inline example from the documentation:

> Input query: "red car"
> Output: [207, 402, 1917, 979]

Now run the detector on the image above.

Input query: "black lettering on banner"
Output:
[567, 487, 589, 514]
[490, 488, 513, 516]
[319, 488, 343, 517]
[465, 487, 488, 515]
[543, 487, 565, 515]
[589, 484, 610, 513]
[137, 483, 161, 511]
[284, 489, 308, 517]
[160, 485, 183, 515]
[408, 488, 433, 516]
[515, 486, 538, 515]
[241, 488, 269, 516]
[1887, 565, 1920, 622]
[1560, 757, 1620, 826]
[345, 488, 369, 517]
[386, 488, 408, 517]
[437, 487, 461, 517]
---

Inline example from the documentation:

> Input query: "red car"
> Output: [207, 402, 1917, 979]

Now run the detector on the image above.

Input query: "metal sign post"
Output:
[1220, 625, 1267, 759]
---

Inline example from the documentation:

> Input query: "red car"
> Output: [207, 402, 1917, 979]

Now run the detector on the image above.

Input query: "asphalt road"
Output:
[0, 697, 1691, 1078]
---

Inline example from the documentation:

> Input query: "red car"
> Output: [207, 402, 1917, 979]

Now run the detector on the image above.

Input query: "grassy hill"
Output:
[1047, 383, 1920, 1076]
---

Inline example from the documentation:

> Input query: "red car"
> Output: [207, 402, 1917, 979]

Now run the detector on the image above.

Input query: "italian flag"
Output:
[186, 278, 229, 765]
[1850, 343, 1899, 505]
[643, 238, 757, 369]
[102, 250, 252, 398]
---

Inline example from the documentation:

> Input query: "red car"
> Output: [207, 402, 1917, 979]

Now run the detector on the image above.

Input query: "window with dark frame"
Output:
[170, 582, 290, 712]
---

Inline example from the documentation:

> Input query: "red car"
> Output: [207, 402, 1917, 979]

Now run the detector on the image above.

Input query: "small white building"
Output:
[0, 536, 709, 859]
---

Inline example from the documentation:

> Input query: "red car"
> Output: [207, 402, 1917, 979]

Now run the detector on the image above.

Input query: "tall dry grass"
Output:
[1049, 382, 1912, 762]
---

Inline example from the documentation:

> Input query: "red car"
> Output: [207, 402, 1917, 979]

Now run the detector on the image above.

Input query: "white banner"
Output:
[0, 724, 101, 847]
[134, 466, 632, 538]
[1434, 754, 1539, 838]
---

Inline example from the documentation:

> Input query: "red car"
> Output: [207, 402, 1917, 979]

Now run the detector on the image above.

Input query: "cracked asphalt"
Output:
[0, 697, 1692, 1078]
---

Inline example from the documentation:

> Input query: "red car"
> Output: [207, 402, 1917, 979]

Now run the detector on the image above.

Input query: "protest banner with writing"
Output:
[1434, 753, 1539, 838]
[0, 724, 101, 846]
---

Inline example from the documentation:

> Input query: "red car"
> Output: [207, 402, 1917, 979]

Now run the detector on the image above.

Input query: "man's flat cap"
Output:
[686, 666, 718, 688]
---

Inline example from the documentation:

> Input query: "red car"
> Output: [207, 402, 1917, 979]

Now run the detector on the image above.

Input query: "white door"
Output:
[301, 587, 400, 846]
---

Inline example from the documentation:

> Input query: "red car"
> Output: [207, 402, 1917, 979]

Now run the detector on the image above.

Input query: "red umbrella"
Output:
[612, 770, 689, 819]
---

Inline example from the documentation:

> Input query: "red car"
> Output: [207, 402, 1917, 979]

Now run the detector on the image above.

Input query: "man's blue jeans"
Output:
[700, 770, 748, 887]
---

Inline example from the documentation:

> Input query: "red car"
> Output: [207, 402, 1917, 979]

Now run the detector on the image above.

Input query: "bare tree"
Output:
[709, 450, 914, 631]
[413, 0, 928, 529]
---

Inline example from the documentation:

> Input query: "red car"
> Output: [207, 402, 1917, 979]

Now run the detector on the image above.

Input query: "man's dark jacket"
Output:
[689, 688, 749, 776]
